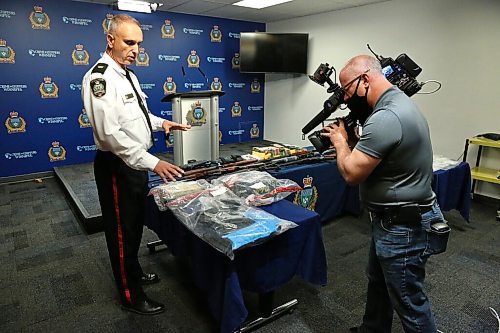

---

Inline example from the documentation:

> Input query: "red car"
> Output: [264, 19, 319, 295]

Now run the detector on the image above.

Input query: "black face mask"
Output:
[346, 77, 372, 126]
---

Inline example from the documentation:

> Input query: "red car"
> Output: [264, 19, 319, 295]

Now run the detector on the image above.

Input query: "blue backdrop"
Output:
[0, 0, 265, 178]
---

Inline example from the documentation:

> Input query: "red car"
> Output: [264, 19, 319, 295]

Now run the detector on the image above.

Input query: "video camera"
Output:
[303, 44, 425, 153]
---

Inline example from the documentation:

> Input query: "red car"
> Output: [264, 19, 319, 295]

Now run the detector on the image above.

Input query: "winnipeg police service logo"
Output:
[39, 76, 59, 98]
[231, 101, 242, 117]
[161, 19, 175, 39]
[210, 25, 222, 42]
[163, 76, 176, 94]
[48, 141, 66, 162]
[186, 101, 207, 126]
[250, 79, 261, 93]
[90, 78, 106, 97]
[5, 111, 26, 134]
[250, 123, 259, 138]
[210, 77, 222, 91]
[72, 44, 89, 65]
[187, 50, 200, 68]
[135, 48, 149, 66]
[231, 52, 240, 69]
[29, 6, 50, 30]
[294, 176, 318, 211]
[165, 133, 174, 147]
[78, 109, 91, 128]
[0, 39, 15, 64]
[102, 14, 113, 34]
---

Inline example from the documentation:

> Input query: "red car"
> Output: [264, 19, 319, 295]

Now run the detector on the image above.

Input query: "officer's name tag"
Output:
[122, 93, 136, 103]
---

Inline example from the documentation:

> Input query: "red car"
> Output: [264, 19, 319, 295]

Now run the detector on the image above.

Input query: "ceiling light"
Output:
[117, 0, 154, 13]
[233, 0, 293, 10]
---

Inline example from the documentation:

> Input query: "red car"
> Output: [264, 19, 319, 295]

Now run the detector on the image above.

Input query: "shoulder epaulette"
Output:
[91, 63, 108, 74]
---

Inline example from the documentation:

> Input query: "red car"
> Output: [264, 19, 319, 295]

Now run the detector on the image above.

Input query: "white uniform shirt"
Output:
[82, 53, 165, 171]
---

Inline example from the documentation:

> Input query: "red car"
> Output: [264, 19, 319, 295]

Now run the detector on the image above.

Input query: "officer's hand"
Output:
[153, 160, 184, 183]
[162, 120, 191, 134]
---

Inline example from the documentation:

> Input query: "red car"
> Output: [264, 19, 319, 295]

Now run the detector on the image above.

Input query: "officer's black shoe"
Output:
[121, 298, 165, 315]
[141, 272, 160, 285]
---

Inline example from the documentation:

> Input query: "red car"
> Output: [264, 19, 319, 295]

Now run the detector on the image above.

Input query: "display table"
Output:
[144, 198, 327, 333]
[270, 159, 471, 222]
[269, 160, 361, 221]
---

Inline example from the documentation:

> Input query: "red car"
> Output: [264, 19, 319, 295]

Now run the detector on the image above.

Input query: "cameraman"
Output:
[322, 55, 448, 333]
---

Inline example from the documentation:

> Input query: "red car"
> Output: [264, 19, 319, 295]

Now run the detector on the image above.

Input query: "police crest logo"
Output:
[72, 44, 89, 65]
[48, 141, 66, 162]
[78, 109, 92, 128]
[102, 14, 113, 34]
[231, 101, 242, 117]
[250, 79, 261, 93]
[186, 101, 207, 126]
[39, 77, 59, 98]
[231, 53, 240, 69]
[90, 78, 106, 97]
[294, 176, 318, 210]
[136, 48, 149, 66]
[163, 76, 176, 94]
[250, 123, 259, 138]
[0, 39, 15, 64]
[210, 77, 222, 91]
[161, 19, 175, 39]
[210, 25, 222, 42]
[5, 111, 26, 134]
[29, 6, 50, 30]
[187, 50, 200, 68]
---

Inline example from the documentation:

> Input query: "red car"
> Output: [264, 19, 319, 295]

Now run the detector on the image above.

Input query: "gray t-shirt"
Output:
[355, 86, 435, 210]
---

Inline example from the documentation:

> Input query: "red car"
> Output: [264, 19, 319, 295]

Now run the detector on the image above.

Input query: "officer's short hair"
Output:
[108, 14, 140, 36]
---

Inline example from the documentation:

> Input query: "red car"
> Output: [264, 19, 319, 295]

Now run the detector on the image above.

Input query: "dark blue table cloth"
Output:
[270, 160, 471, 222]
[144, 198, 327, 333]
[432, 162, 471, 221]
[269, 160, 361, 222]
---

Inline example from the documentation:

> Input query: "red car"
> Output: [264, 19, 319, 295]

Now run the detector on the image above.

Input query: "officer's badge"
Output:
[72, 44, 89, 65]
[186, 101, 207, 126]
[136, 48, 149, 66]
[78, 109, 92, 128]
[90, 78, 106, 97]
[39, 77, 59, 98]
[231, 101, 242, 117]
[250, 123, 259, 138]
[0, 39, 15, 64]
[5, 111, 26, 134]
[187, 50, 200, 68]
[210, 77, 222, 91]
[210, 25, 222, 42]
[161, 19, 175, 39]
[231, 53, 240, 69]
[48, 141, 66, 162]
[29, 6, 50, 30]
[250, 79, 261, 93]
[102, 14, 113, 34]
[163, 76, 176, 94]
[294, 175, 318, 211]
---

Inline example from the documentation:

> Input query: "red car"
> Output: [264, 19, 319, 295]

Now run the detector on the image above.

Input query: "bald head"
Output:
[340, 55, 383, 81]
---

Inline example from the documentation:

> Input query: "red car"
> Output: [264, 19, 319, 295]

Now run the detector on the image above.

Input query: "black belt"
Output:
[369, 204, 434, 225]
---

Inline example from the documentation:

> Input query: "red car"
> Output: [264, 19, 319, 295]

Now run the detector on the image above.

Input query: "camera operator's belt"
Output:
[369, 204, 433, 225]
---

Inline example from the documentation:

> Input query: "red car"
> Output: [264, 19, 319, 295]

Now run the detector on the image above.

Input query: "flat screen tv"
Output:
[239, 32, 308, 74]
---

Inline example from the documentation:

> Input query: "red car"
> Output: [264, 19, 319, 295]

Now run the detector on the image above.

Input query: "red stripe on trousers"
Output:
[112, 174, 132, 303]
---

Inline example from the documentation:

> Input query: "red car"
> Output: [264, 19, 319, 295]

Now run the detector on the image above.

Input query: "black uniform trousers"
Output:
[94, 150, 148, 305]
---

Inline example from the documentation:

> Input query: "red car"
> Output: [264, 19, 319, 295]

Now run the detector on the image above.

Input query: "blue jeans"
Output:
[360, 202, 449, 333]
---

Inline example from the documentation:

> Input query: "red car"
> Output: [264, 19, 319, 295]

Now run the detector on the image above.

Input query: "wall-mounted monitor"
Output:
[239, 32, 308, 74]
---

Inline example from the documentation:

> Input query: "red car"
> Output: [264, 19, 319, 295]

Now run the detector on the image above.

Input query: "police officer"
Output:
[82, 14, 190, 315]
